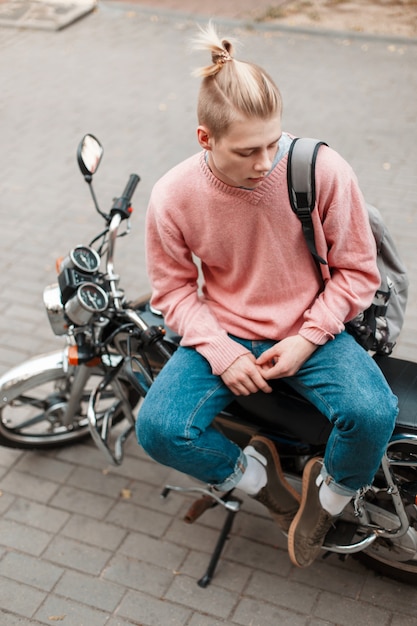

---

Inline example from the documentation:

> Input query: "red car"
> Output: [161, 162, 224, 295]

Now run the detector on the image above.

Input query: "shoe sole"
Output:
[287, 457, 323, 567]
[250, 435, 301, 504]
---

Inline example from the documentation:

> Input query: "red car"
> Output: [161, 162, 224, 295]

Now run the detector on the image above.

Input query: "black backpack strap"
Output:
[287, 138, 328, 266]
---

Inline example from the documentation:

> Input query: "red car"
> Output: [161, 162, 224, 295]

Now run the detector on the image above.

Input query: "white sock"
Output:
[244, 445, 267, 467]
[318, 478, 352, 516]
[236, 447, 267, 496]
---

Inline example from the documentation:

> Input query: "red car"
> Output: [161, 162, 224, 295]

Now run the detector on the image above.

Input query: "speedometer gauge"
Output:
[70, 245, 100, 273]
[60, 245, 100, 274]
[78, 283, 108, 311]
[65, 283, 108, 326]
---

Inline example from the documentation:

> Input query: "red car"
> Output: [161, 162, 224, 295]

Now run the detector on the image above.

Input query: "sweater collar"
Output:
[199, 150, 289, 203]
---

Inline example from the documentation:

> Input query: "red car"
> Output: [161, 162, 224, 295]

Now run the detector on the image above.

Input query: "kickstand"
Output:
[161, 486, 241, 587]
[197, 499, 239, 588]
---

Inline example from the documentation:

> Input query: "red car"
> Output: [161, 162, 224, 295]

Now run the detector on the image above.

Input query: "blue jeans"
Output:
[136, 331, 398, 497]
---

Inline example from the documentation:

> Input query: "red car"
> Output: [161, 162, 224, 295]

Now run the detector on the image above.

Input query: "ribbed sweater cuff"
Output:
[197, 336, 251, 376]
[299, 327, 334, 346]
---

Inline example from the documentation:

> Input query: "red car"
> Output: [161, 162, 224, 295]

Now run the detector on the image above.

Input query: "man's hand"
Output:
[221, 353, 273, 396]
[256, 335, 318, 379]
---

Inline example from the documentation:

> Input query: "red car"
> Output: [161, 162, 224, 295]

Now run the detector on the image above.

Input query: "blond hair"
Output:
[192, 22, 282, 138]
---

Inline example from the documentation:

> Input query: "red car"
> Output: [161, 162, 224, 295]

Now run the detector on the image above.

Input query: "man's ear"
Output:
[197, 125, 213, 150]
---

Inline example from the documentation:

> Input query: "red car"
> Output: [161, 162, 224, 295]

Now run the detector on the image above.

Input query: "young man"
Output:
[136, 23, 398, 567]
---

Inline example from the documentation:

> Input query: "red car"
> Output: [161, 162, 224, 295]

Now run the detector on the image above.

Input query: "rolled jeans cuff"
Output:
[213, 450, 247, 492]
[321, 465, 358, 498]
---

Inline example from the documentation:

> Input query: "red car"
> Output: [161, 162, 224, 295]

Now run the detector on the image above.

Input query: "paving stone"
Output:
[54, 569, 126, 612]
[33, 594, 110, 626]
[0, 470, 60, 503]
[61, 513, 127, 550]
[0, 447, 24, 468]
[0, 575, 46, 618]
[313, 590, 391, 626]
[165, 574, 238, 618]
[107, 453, 174, 486]
[232, 597, 308, 626]
[0, 519, 52, 556]
[359, 573, 417, 618]
[163, 517, 239, 557]
[290, 557, 367, 597]
[0, 551, 64, 591]
[0, 0, 96, 32]
[126, 479, 187, 517]
[187, 616, 240, 626]
[118, 530, 188, 570]
[0, 489, 15, 515]
[224, 534, 292, 577]
[105, 500, 172, 536]
[66, 464, 131, 497]
[5, 497, 70, 533]
[42, 536, 112, 575]
[179, 550, 252, 593]
[55, 441, 115, 470]
[116, 588, 192, 626]
[15, 453, 74, 482]
[0, 611, 43, 626]
[106, 618, 141, 626]
[390, 614, 417, 626]
[245, 570, 319, 614]
[106, 618, 142, 626]
[102, 553, 174, 596]
[49, 485, 115, 519]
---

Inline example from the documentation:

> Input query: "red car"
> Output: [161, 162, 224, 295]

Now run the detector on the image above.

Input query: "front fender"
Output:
[0, 350, 68, 405]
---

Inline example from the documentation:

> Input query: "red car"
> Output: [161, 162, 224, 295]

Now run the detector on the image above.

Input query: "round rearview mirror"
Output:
[77, 134, 103, 176]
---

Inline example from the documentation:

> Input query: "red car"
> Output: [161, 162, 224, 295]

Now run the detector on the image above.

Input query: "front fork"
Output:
[60, 361, 91, 426]
[87, 356, 139, 466]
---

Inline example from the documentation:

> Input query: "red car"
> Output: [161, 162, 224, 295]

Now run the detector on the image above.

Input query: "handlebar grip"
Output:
[111, 174, 140, 218]
[154, 339, 174, 361]
[122, 174, 140, 203]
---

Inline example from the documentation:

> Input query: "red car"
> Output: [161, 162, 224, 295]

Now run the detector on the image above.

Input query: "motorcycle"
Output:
[1, 135, 417, 587]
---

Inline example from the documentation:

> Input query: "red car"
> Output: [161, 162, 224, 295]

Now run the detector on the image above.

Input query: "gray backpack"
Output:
[287, 137, 409, 355]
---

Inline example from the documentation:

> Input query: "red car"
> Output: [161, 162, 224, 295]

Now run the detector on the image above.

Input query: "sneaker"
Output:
[288, 457, 334, 568]
[249, 435, 300, 533]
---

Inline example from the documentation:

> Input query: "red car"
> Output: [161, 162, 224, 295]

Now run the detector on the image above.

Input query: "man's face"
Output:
[198, 114, 282, 189]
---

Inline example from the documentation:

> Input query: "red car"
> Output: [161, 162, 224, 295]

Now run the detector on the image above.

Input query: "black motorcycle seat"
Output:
[374, 355, 417, 432]
[234, 355, 417, 445]
[234, 380, 332, 446]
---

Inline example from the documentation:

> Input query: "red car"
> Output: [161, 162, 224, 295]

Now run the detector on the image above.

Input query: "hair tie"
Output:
[213, 50, 233, 66]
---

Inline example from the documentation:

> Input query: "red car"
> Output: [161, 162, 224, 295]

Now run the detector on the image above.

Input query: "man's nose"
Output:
[254, 150, 272, 172]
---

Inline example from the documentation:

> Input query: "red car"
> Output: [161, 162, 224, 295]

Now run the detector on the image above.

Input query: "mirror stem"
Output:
[86, 178, 109, 221]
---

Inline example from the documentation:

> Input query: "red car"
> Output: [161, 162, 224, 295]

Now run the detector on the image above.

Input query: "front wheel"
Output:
[0, 352, 140, 450]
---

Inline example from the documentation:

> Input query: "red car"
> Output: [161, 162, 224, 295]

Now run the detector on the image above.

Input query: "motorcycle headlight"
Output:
[43, 284, 68, 336]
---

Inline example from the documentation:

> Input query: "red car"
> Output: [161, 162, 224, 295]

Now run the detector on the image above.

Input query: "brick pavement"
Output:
[0, 3, 417, 625]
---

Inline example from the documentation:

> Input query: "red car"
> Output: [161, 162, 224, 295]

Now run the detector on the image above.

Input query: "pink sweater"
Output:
[146, 144, 379, 375]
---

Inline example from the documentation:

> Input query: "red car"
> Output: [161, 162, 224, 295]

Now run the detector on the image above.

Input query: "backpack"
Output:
[287, 137, 409, 355]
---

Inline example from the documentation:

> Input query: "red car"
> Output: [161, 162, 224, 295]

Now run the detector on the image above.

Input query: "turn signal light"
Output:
[67, 345, 100, 367]
[56, 257, 64, 273]
[68, 345, 79, 366]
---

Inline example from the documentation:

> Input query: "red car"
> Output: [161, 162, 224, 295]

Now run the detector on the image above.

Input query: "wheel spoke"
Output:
[7, 411, 53, 431]
[14, 394, 48, 410]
